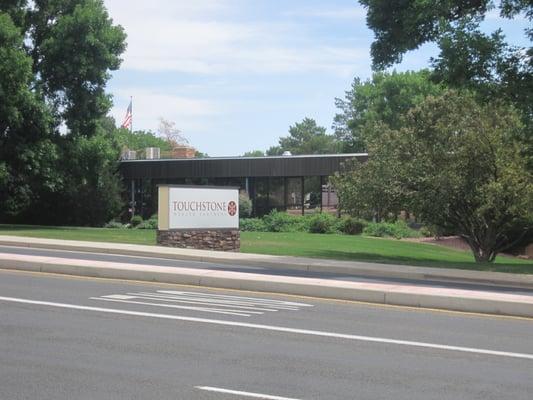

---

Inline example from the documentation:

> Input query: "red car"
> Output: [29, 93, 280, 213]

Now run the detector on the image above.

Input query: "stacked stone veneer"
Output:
[157, 229, 240, 252]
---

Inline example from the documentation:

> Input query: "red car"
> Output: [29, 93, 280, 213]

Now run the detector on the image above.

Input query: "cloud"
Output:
[283, 7, 367, 20]
[104, 0, 367, 75]
[111, 88, 221, 133]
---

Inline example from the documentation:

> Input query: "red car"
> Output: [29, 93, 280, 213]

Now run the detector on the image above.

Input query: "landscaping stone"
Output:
[157, 229, 240, 252]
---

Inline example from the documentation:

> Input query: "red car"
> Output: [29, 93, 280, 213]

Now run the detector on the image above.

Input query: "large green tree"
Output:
[360, 0, 532, 163]
[26, 0, 126, 136]
[333, 70, 444, 152]
[269, 118, 340, 155]
[0, 1, 126, 225]
[0, 11, 60, 218]
[336, 91, 532, 262]
[360, 0, 531, 71]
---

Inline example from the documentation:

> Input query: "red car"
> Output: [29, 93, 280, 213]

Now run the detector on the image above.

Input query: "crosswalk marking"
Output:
[90, 290, 313, 318]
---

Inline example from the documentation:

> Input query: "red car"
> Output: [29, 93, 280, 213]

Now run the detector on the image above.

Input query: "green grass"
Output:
[241, 232, 532, 273]
[0, 224, 156, 246]
[0, 224, 531, 273]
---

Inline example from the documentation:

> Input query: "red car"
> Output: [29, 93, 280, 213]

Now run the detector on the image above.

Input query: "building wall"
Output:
[121, 154, 366, 218]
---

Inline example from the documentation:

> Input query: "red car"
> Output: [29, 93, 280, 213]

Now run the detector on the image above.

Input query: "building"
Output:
[119, 153, 368, 218]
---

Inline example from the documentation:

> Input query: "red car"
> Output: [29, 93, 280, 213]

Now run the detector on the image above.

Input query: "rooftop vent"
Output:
[122, 150, 137, 160]
[145, 147, 160, 160]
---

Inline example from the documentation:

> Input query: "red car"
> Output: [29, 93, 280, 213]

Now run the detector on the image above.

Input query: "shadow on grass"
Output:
[293, 249, 533, 274]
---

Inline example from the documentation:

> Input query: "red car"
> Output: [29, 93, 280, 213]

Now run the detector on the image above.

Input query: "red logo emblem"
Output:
[228, 201, 237, 216]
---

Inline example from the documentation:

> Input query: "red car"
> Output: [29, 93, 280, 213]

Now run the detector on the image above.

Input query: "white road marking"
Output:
[158, 290, 313, 308]
[101, 295, 136, 300]
[195, 386, 302, 399]
[125, 292, 282, 312]
[1, 295, 533, 361]
[91, 290, 312, 318]
[91, 297, 256, 317]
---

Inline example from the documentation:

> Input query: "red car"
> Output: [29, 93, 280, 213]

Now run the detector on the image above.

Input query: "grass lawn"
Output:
[0, 224, 531, 274]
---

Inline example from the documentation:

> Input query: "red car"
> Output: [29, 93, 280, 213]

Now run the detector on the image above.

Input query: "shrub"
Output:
[104, 220, 125, 229]
[240, 218, 267, 232]
[308, 213, 337, 234]
[419, 226, 433, 237]
[337, 216, 367, 235]
[363, 220, 421, 239]
[130, 215, 143, 227]
[136, 218, 158, 229]
[239, 193, 252, 218]
[262, 210, 306, 232]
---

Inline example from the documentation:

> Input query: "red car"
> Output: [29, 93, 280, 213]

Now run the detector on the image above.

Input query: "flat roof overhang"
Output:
[119, 153, 367, 180]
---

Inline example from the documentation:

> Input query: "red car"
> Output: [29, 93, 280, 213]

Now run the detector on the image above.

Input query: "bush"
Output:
[240, 218, 267, 232]
[363, 220, 421, 239]
[308, 213, 337, 234]
[104, 220, 125, 229]
[419, 226, 433, 237]
[239, 193, 252, 218]
[337, 216, 367, 235]
[130, 215, 143, 227]
[136, 218, 158, 229]
[262, 210, 307, 232]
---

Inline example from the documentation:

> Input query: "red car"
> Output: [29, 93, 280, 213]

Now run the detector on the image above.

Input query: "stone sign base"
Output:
[157, 229, 240, 252]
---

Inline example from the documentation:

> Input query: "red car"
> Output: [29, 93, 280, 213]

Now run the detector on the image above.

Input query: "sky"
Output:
[104, 0, 530, 156]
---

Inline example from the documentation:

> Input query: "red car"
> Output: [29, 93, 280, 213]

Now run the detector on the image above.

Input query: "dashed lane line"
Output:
[195, 386, 302, 399]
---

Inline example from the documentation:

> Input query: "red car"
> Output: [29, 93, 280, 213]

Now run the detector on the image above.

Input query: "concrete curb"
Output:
[1, 235, 532, 289]
[0, 252, 532, 318]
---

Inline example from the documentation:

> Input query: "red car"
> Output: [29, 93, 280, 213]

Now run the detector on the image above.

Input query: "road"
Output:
[1, 267, 532, 400]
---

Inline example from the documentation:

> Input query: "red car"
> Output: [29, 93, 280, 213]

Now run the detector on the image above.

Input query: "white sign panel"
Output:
[168, 187, 239, 229]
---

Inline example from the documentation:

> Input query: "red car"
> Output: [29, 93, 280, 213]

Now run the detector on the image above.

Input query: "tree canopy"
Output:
[335, 90, 533, 262]
[0, 1, 127, 225]
[360, 0, 531, 70]
[270, 118, 340, 155]
[360, 0, 532, 157]
[242, 150, 266, 157]
[334, 70, 444, 153]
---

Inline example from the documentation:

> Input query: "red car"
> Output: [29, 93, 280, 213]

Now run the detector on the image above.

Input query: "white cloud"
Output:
[283, 7, 367, 20]
[112, 88, 220, 134]
[104, 0, 366, 75]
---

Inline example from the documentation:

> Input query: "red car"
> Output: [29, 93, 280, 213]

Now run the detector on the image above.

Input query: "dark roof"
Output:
[119, 153, 367, 179]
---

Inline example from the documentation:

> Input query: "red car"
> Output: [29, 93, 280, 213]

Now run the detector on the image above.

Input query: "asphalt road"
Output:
[1, 269, 532, 400]
[1, 244, 532, 295]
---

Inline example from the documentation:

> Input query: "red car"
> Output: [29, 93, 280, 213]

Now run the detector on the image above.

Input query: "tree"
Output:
[158, 118, 188, 148]
[332, 148, 404, 223]
[275, 118, 340, 155]
[55, 130, 123, 226]
[194, 151, 209, 158]
[114, 125, 172, 152]
[360, 1, 532, 165]
[242, 150, 265, 157]
[0, 1, 127, 225]
[0, 11, 60, 219]
[26, 0, 127, 136]
[333, 70, 444, 152]
[266, 146, 282, 156]
[338, 91, 532, 262]
[360, 1, 531, 71]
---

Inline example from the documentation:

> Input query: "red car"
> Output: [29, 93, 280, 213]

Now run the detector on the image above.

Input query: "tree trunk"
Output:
[466, 240, 497, 263]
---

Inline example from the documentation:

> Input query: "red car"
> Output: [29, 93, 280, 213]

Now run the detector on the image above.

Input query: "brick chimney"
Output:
[172, 145, 196, 158]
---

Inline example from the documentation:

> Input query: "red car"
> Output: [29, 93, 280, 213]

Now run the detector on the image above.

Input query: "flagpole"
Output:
[130, 96, 133, 133]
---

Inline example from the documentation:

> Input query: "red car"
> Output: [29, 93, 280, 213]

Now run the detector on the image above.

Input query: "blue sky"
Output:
[104, 0, 530, 156]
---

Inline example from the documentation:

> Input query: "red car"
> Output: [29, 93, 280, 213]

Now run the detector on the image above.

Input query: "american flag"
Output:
[121, 100, 132, 129]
